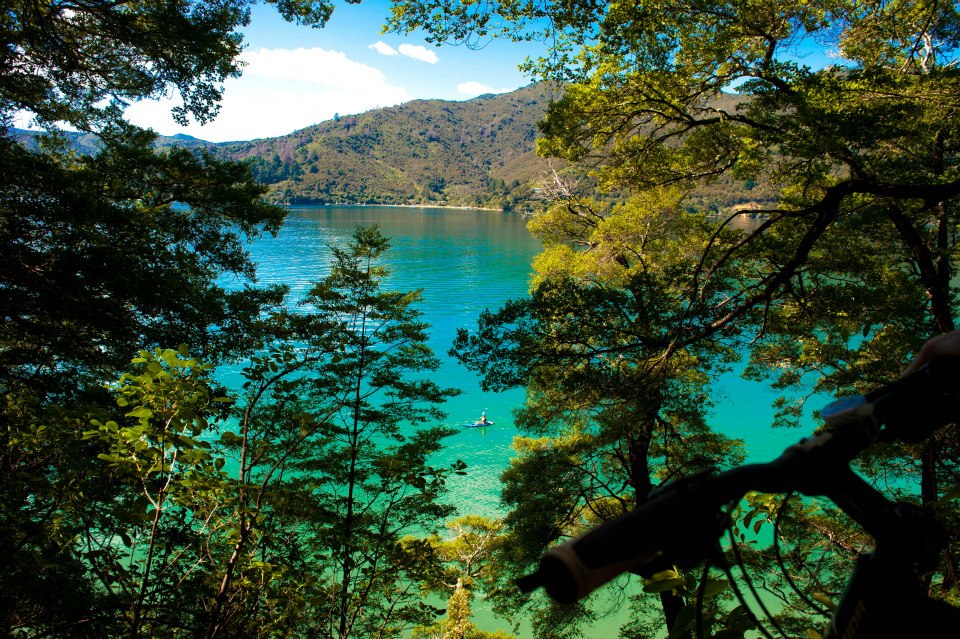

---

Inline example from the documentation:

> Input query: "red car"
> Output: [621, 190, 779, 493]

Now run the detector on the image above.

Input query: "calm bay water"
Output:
[246, 205, 541, 516]
[241, 205, 818, 636]
[244, 205, 810, 518]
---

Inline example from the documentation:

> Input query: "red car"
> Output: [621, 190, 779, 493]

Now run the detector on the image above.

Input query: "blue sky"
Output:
[124, 2, 543, 142]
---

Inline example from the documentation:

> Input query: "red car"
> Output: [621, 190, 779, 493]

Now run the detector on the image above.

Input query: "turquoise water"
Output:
[246, 205, 545, 516]
[242, 205, 815, 635]
[244, 205, 813, 509]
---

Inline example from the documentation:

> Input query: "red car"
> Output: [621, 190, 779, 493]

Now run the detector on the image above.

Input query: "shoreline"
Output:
[282, 201, 506, 213]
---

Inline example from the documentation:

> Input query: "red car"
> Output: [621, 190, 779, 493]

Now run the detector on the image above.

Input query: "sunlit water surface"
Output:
[238, 205, 815, 636]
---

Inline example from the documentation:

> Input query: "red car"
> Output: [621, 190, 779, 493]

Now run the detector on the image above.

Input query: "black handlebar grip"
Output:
[867, 357, 960, 442]
[516, 516, 668, 602]
[823, 358, 960, 443]
[516, 471, 728, 603]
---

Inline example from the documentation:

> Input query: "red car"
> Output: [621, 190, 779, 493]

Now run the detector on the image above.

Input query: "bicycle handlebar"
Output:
[516, 358, 960, 605]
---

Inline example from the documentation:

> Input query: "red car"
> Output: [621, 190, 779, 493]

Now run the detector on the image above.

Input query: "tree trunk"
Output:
[627, 426, 692, 639]
[889, 197, 959, 591]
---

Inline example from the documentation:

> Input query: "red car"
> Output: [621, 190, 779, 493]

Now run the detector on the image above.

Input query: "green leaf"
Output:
[811, 592, 835, 611]
[643, 578, 684, 593]
[703, 578, 728, 598]
[667, 604, 696, 639]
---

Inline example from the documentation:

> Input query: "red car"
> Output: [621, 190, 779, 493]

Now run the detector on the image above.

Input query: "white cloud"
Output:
[369, 41, 398, 56]
[398, 44, 439, 64]
[457, 81, 514, 97]
[242, 47, 388, 88]
[124, 47, 409, 142]
[369, 41, 436, 63]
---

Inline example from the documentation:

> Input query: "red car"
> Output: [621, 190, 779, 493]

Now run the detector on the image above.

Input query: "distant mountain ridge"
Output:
[13, 84, 766, 212]
[214, 83, 557, 209]
[13, 84, 555, 210]
[12, 126, 216, 151]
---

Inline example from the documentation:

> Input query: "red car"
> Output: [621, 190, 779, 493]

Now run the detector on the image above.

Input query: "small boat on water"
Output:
[468, 412, 493, 428]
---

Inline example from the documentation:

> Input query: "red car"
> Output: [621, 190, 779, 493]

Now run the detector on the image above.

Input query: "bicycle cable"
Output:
[726, 522, 787, 639]
[773, 492, 831, 618]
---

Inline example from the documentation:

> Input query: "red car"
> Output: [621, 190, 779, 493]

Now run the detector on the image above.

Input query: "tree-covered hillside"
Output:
[217, 83, 557, 209]
[15, 84, 767, 212]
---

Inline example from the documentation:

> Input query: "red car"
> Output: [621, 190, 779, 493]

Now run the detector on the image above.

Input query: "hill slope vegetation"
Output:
[15, 84, 765, 212]
[218, 83, 557, 209]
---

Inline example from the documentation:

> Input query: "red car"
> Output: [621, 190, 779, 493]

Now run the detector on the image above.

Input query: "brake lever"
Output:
[822, 358, 960, 444]
[516, 470, 731, 603]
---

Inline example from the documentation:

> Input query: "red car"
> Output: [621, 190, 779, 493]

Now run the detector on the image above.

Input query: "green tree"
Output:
[2, 0, 356, 395]
[2, 0, 338, 130]
[299, 226, 462, 639]
[203, 226, 463, 639]
[394, 0, 960, 632]
[0, 117, 294, 635]
[29, 228, 466, 639]
[415, 515, 516, 639]
[451, 188, 746, 636]
[0, 122, 295, 636]
[80, 346, 231, 638]
[0, 125, 287, 398]
[0, 1, 365, 636]
[393, 0, 960, 372]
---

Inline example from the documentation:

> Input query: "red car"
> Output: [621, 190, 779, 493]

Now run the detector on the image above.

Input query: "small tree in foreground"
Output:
[414, 515, 516, 639]
[71, 227, 466, 638]
[207, 225, 464, 639]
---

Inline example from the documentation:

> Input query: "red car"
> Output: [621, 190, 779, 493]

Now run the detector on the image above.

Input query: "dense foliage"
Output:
[392, 0, 960, 636]
[0, 125, 286, 398]
[3, 3, 302, 628]
[61, 228, 461, 639]
[8, 0, 960, 637]
[1, 2, 480, 637]
[2, 0, 337, 131]
[451, 188, 751, 637]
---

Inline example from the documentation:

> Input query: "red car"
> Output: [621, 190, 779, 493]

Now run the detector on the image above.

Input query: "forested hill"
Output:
[13, 84, 554, 209]
[216, 83, 556, 209]
[14, 83, 767, 211]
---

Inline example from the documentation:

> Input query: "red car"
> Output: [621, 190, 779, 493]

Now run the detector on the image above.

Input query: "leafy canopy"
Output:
[399, 0, 960, 634]
[2, 0, 342, 130]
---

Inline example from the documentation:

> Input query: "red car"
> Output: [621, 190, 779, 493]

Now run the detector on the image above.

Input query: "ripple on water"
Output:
[237, 206, 814, 515]
[226, 205, 820, 637]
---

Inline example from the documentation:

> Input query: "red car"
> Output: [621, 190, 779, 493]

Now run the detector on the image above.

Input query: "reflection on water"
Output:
[245, 205, 807, 517]
[248, 205, 541, 518]
[708, 211, 766, 233]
